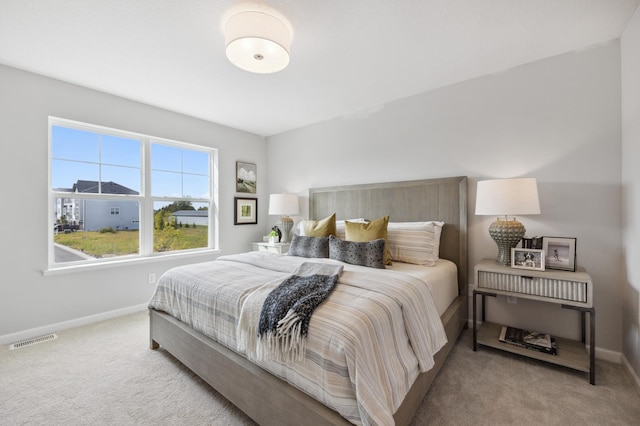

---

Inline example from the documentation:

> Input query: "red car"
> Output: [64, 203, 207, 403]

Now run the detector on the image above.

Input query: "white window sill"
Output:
[43, 248, 220, 276]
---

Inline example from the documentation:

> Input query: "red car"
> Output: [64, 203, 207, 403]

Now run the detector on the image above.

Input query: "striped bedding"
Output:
[148, 251, 448, 425]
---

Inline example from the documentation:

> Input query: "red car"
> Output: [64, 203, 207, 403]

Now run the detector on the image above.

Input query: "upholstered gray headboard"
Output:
[309, 176, 468, 295]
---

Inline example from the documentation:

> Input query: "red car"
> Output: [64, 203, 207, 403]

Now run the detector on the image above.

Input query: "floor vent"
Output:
[9, 333, 58, 350]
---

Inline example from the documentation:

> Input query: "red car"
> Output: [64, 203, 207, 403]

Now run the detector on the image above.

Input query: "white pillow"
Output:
[386, 221, 444, 266]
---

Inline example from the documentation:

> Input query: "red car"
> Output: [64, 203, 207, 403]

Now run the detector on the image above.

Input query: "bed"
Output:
[149, 176, 468, 425]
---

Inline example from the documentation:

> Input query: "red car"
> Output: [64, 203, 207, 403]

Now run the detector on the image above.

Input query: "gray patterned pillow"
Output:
[328, 235, 385, 269]
[287, 234, 329, 258]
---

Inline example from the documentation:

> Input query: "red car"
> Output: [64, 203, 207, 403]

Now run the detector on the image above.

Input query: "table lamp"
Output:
[268, 193, 299, 243]
[475, 178, 541, 265]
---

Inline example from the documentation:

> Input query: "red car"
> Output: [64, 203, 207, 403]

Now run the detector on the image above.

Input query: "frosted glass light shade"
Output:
[224, 10, 291, 74]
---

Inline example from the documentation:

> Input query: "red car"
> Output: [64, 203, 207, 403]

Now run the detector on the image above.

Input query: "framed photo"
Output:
[521, 236, 543, 250]
[234, 197, 257, 225]
[511, 248, 545, 271]
[542, 237, 577, 271]
[236, 161, 257, 193]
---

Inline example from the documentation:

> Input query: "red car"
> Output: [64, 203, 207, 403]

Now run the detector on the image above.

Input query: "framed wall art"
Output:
[236, 161, 257, 193]
[542, 237, 577, 271]
[234, 197, 258, 225]
[511, 248, 545, 271]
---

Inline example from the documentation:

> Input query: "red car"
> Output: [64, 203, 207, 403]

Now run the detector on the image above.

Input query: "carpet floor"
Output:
[1, 311, 639, 425]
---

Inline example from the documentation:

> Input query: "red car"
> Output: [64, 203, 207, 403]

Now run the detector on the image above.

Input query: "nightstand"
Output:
[472, 258, 595, 384]
[251, 242, 290, 254]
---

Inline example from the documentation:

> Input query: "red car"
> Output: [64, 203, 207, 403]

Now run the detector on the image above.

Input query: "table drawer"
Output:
[477, 271, 588, 303]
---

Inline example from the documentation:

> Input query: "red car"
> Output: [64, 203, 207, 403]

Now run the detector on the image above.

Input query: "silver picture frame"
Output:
[542, 236, 577, 271]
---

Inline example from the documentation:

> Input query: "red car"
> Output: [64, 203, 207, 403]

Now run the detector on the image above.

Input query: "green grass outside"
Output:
[54, 226, 208, 258]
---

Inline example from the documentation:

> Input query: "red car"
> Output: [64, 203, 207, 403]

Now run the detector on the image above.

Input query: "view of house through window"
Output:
[50, 118, 216, 265]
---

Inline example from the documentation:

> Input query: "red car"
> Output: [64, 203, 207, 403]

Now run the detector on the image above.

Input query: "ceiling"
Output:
[1, 0, 638, 137]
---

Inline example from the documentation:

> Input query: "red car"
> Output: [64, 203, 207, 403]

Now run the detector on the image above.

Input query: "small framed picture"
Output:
[236, 161, 257, 193]
[521, 236, 543, 250]
[543, 237, 577, 271]
[234, 197, 258, 225]
[511, 248, 545, 271]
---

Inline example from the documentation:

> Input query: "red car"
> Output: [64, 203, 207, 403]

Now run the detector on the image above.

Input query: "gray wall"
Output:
[622, 5, 640, 381]
[0, 64, 267, 338]
[267, 41, 623, 354]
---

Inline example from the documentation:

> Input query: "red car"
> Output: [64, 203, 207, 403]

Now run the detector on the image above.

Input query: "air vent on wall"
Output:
[9, 333, 58, 350]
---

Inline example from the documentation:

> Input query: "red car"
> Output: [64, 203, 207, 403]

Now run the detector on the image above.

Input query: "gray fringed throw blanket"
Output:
[237, 262, 344, 362]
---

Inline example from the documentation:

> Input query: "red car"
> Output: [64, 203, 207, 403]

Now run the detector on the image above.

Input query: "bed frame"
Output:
[150, 176, 468, 425]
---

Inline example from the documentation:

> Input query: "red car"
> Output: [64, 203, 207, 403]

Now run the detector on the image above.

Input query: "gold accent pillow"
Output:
[302, 213, 337, 237]
[344, 215, 391, 265]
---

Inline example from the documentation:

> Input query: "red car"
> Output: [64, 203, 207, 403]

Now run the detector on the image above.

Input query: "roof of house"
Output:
[72, 180, 138, 195]
[173, 210, 208, 217]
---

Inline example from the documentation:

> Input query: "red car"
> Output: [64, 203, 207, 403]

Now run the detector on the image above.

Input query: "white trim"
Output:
[43, 248, 220, 276]
[0, 304, 148, 346]
[622, 354, 640, 392]
[594, 346, 622, 363]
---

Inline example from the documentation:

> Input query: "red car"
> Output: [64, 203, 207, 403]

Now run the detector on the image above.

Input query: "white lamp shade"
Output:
[268, 194, 299, 216]
[475, 178, 541, 216]
[224, 10, 291, 73]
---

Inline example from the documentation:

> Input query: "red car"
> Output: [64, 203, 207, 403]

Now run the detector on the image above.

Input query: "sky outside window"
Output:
[51, 125, 141, 193]
[151, 143, 209, 198]
[52, 126, 210, 198]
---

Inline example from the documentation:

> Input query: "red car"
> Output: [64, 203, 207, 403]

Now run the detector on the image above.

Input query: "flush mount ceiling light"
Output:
[224, 7, 292, 74]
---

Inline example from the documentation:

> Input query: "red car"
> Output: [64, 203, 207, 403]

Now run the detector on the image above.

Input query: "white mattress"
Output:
[386, 259, 458, 316]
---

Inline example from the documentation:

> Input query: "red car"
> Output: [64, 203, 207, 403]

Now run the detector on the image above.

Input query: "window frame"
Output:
[47, 117, 219, 273]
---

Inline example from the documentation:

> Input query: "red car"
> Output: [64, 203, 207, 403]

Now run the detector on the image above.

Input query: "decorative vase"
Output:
[488, 217, 526, 266]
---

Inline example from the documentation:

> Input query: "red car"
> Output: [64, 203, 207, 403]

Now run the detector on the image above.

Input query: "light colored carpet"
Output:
[1, 311, 639, 425]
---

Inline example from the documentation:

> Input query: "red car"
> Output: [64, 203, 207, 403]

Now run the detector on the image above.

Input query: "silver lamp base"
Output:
[488, 217, 526, 266]
[278, 216, 294, 243]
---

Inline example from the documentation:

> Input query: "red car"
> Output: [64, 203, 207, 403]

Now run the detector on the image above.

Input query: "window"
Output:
[49, 117, 217, 267]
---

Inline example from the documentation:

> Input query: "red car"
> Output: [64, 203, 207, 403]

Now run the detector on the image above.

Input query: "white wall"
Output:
[621, 5, 640, 378]
[267, 41, 623, 352]
[0, 64, 268, 339]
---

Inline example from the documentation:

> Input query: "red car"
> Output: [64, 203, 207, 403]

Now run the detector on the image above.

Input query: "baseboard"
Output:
[622, 354, 640, 393]
[594, 346, 622, 363]
[466, 319, 623, 363]
[0, 303, 148, 346]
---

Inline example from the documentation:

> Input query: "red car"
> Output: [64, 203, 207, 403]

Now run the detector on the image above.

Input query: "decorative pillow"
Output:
[301, 213, 337, 237]
[328, 236, 385, 269]
[345, 215, 391, 265]
[287, 234, 329, 258]
[431, 221, 444, 259]
[386, 221, 444, 266]
[335, 218, 366, 240]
